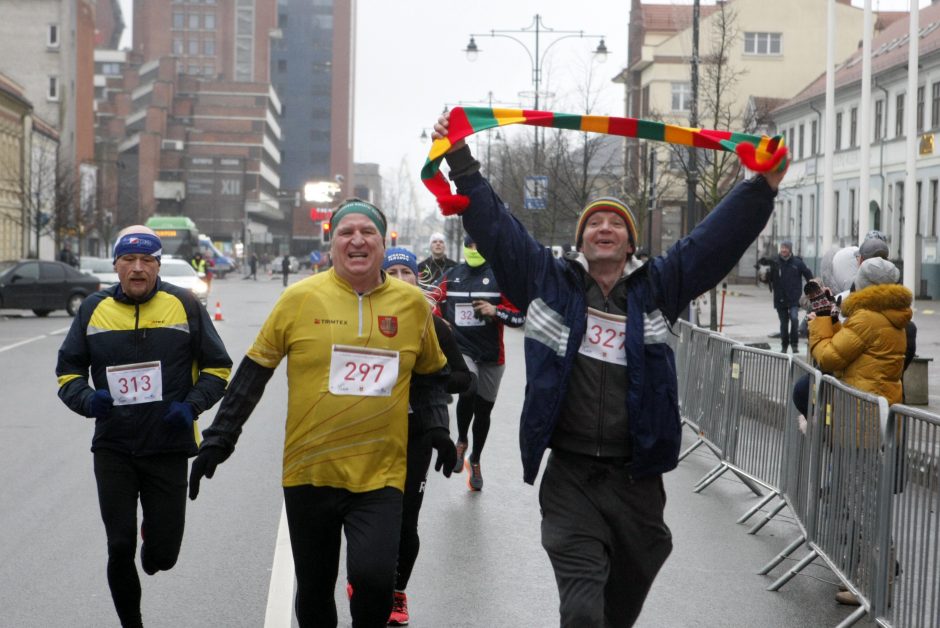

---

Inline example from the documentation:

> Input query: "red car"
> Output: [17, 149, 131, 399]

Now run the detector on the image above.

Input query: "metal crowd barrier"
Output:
[876, 405, 940, 628]
[758, 358, 823, 572]
[672, 321, 940, 628]
[768, 376, 892, 628]
[696, 345, 793, 533]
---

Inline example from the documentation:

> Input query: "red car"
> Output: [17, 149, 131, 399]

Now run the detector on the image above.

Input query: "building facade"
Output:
[773, 3, 940, 297]
[617, 0, 894, 276]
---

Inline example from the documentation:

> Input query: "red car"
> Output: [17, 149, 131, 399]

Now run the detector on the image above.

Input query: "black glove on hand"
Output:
[189, 445, 230, 500]
[810, 288, 835, 318]
[85, 389, 114, 420]
[163, 401, 196, 430]
[429, 428, 457, 478]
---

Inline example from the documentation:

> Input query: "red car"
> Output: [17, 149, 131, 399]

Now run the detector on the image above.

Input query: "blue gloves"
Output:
[85, 389, 114, 420]
[163, 401, 196, 429]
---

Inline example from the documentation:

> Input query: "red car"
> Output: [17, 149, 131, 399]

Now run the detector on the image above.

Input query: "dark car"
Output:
[0, 259, 101, 317]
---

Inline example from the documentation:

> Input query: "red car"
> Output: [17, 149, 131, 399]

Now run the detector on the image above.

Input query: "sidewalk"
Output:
[702, 282, 940, 414]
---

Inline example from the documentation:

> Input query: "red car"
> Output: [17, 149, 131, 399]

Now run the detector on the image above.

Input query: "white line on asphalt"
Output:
[0, 326, 71, 354]
[264, 501, 295, 628]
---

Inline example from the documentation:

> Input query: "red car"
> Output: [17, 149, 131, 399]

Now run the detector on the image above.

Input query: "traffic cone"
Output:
[214, 300, 224, 321]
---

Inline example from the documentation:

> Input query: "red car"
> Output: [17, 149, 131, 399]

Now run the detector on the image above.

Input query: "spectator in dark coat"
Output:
[759, 241, 813, 353]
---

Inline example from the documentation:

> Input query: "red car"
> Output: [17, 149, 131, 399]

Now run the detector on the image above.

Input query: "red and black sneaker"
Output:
[388, 590, 409, 625]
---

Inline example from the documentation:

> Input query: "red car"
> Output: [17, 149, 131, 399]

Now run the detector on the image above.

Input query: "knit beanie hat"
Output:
[855, 257, 900, 290]
[429, 232, 445, 245]
[382, 247, 418, 276]
[575, 198, 638, 250]
[858, 237, 889, 261]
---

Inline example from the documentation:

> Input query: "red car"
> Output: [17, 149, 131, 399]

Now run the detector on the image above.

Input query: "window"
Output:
[875, 100, 884, 140]
[811, 120, 817, 156]
[918, 180, 924, 235]
[896, 92, 905, 137]
[798, 123, 805, 159]
[188, 64, 200, 75]
[204, 39, 215, 55]
[834, 191, 841, 237]
[671, 82, 691, 112]
[188, 39, 199, 55]
[850, 107, 858, 147]
[100, 62, 121, 76]
[744, 32, 782, 55]
[204, 65, 215, 77]
[189, 13, 200, 29]
[47, 76, 58, 100]
[933, 82, 940, 129]
[931, 179, 938, 237]
[835, 112, 842, 150]
[788, 127, 794, 153]
[173, 12, 184, 29]
[850, 189, 857, 237]
[173, 38, 184, 55]
[205, 13, 216, 30]
[918, 85, 925, 133]
[47, 24, 59, 47]
[277, 59, 287, 72]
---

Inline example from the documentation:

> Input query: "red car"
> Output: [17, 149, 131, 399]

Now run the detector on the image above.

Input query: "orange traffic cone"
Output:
[213, 300, 224, 321]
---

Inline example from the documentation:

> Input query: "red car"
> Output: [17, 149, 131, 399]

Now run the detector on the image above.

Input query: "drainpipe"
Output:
[809, 102, 823, 273]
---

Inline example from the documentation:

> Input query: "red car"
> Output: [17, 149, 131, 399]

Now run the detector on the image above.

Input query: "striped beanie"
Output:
[575, 198, 638, 250]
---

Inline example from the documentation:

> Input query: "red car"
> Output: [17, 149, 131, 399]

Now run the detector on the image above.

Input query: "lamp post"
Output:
[464, 15, 607, 180]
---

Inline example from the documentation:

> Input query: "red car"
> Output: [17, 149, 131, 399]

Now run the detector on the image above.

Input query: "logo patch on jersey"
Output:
[378, 316, 398, 337]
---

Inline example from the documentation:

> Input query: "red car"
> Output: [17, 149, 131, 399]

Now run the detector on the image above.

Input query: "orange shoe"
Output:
[466, 460, 483, 491]
[453, 441, 467, 473]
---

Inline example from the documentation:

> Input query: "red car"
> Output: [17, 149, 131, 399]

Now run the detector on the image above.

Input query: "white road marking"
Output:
[0, 326, 71, 354]
[264, 501, 295, 628]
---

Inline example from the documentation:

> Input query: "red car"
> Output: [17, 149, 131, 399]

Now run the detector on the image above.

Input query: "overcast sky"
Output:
[117, 0, 926, 213]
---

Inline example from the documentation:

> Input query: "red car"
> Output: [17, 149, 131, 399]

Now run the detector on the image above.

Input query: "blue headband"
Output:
[113, 233, 163, 262]
[383, 247, 418, 276]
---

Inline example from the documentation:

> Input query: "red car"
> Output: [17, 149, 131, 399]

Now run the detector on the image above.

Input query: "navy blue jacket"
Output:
[762, 254, 813, 308]
[454, 171, 777, 484]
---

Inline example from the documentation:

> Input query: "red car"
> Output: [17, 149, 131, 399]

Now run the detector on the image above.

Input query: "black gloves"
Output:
[163, 401, 196, 429]
[188, 445, 231, 500]
[429, 428, 457, 478]
[85, 389, 114, 420]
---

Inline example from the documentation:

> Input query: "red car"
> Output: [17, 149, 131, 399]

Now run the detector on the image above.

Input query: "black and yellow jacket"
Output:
[56, 278, 232, 456]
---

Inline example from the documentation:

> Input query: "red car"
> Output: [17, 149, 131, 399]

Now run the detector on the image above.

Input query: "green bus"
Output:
[145, 216, 200, 260]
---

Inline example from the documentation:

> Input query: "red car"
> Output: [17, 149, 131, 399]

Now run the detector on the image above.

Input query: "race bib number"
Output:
[328, 345, 400, 397]
[579, 309, 627, 366]
[455, 302, 485, 327]
[106, 361, 163, 406]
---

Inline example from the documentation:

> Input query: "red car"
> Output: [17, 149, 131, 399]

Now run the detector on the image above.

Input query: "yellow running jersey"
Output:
[247, 269, 446, 492]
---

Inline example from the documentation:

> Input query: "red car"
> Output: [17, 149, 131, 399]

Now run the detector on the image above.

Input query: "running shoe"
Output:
[388, 590, 409, 625]
[346, 581, 353, 600]
[466, 460, 483, 491]
[453, 441, 468, 474]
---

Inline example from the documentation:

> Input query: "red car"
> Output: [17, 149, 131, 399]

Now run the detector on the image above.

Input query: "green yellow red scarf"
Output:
[420, 106, 789, 215]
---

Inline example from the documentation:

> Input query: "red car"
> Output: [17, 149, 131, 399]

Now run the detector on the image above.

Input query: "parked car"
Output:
[0, 259, 101, 317]
[160, 258, 209, 305]
[80, 257, 120, 286]
[270, 255, 300, 274]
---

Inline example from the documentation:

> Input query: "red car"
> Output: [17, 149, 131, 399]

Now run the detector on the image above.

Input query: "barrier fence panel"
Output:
[759, 358, 823, 574]
[677, 326, 715, 461]
[876, 405, 940, 628]
[672, 319, 695, 414]
[770, 376, 891, 627]
[717, 345, 793, 533]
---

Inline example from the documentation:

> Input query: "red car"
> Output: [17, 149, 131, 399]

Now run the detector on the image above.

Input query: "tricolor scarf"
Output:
[421, 106, 789, 215]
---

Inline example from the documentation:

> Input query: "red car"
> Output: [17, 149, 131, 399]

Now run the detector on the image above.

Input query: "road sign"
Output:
[524, 175, 548, 211]
[309, 250, 322, 265]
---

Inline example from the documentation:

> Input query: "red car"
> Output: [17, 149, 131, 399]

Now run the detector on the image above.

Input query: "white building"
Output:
[773, 3, 940, 297]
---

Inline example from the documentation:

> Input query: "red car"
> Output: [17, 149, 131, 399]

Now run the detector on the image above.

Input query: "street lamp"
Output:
[464, 15, 607, 240]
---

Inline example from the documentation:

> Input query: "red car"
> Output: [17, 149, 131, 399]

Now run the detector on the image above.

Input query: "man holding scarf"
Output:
[55, 225, 232, 628]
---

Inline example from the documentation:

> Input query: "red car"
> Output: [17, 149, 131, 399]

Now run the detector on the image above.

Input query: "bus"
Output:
[145, 216, 200, 260]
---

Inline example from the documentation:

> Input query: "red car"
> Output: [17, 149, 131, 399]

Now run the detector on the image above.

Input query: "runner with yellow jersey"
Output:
[188, 199, 456, 628]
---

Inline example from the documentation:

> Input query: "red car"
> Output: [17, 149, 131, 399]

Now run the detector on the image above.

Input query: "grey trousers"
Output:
[540, 451, 673, 627]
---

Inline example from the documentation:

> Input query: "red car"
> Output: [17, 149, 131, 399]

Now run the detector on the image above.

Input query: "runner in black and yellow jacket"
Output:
[55, 226, 231, 628]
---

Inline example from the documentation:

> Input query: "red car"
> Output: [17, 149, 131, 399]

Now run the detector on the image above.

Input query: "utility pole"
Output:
[686, 0, 700, 236]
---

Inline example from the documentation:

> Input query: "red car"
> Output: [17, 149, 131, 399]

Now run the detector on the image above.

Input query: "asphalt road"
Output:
[0, 274, 887, 627]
